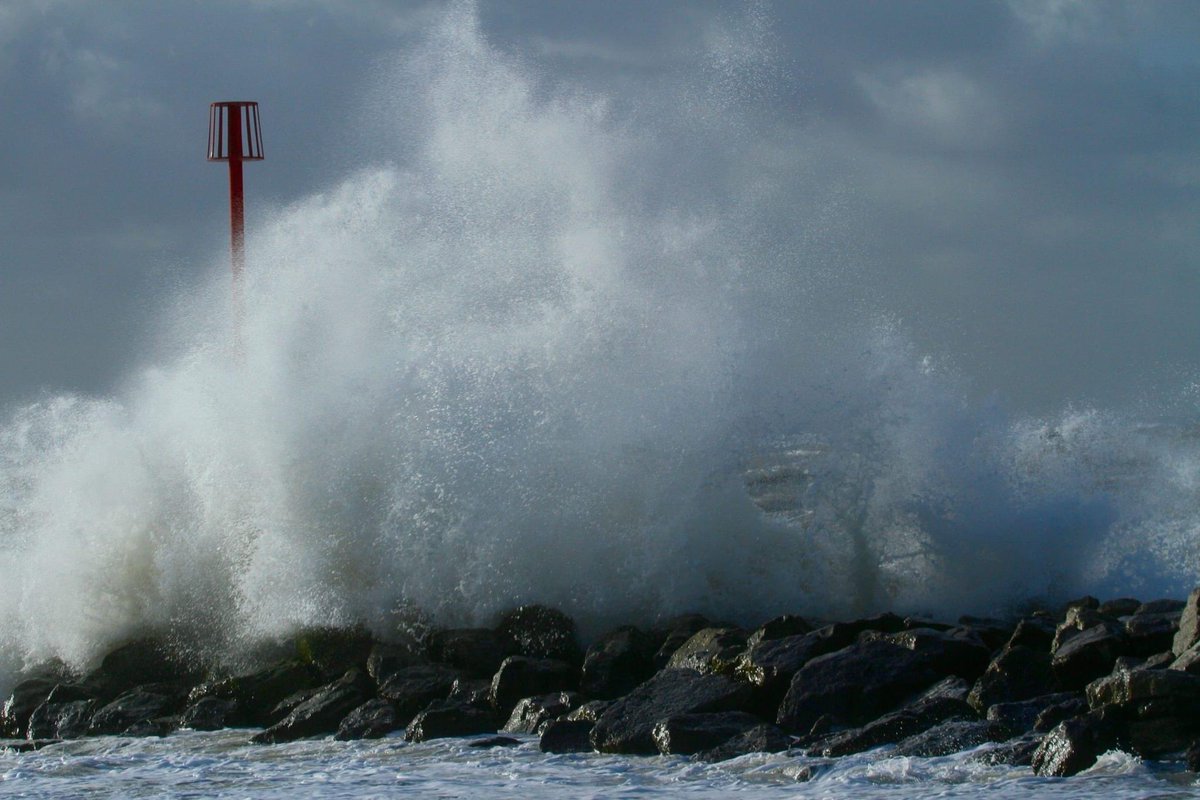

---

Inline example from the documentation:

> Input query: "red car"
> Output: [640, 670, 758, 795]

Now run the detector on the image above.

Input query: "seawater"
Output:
[1, 732, 1194, 799]
[2, 4, 1200, 795]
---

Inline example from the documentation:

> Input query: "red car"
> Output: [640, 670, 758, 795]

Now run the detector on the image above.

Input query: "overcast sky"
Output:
[1, 0, 1198, 416]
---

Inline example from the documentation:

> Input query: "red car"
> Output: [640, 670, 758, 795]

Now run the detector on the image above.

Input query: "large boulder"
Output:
[776, 640, 942, 734]
[1172, 587, 1200, 656]
[366, 636, 425, 683]
[90, 638, 202, 694]
[496, 606, 582, 664]
[88, 686, 186, 736]
[251, 669, 372, 744]
[335, 698, 401, 740]
[502, 691, 582, 734]
[651, 711, 764, 755]
[27, 695, 96, 740]
[404, 699, 495, 742]
[590, 669, 754, 754]
[193, 659, 321, 727]
[816, 677, 974, 757]
[377, 664, 463, 725]
[1051, 623, 1128, 689]
[696, 724, 793, 761]
[426, 629, 516, 678]
[868, 627, 991, 681]
[745, 615, 813, 647]
[1, 661, 78, 737]
[580, 626, 659, 700]
[985, 692, 1081, 738]
[968, 643, 1057, 712]
[488, 657, 576, 716]
[893, 719, 1006, 757]
[539, 719, 595, 753]
[665, 628, 747, 676]
[651, 615, 713, 668]
[293, 626, 376, 679]
[1031, 709, 1123, 777]
[179, 696, 239, 731]
[1124, 611, 1181, 657]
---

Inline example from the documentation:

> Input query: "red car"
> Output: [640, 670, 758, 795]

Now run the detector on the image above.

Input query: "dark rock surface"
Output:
[777, 639, 941, 734]
[1172, 587, 1200, 656]
[696, 724, 793, 761]
[497, 605, 583, 664]
[252, 670, 372, 744]
[426, 629, 515, 678]
[651, 615, 713, 669]
[893, 719, 1006, 757]
[378, 664, 463, 724]
[88, 687, 185, 736]
[489, 656, 576, 716]
[1032, 709, 1123, 777]
[335, 698, 401, 740]
[816, 677, 974, 756]
[985, 692, 1080, 738]
[179, 696, 238, 731]
[665, 628, 747, 676]
[405, 699, 495, 742]
[590, 669, 754, 754]
[651, 711, 764, 755]
[580, 626, 658, 700]
[540, 718, 595, 753]
[502, 691, 582, 734]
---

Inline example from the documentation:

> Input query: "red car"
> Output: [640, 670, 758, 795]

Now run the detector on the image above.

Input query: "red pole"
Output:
[227, 104, 246, 356]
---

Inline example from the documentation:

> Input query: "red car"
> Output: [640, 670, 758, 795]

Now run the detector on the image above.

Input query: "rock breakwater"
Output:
[7, 594, 1200, 777]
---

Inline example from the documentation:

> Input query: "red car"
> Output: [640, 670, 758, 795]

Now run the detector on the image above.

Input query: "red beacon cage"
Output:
[208, 101, 263, 355]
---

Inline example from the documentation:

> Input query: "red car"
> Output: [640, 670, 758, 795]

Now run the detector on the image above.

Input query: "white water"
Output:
[1, 731, 1194, 799]
[1, 3, 1199, 689]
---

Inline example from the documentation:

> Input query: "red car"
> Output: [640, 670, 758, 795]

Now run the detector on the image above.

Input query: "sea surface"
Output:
[1, 731, 1196, 799]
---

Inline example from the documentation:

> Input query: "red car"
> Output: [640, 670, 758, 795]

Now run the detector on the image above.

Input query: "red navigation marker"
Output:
[207, 101, 264, 355]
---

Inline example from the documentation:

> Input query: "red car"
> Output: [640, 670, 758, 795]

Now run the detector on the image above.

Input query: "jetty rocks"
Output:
[7, 593, 1200, 776]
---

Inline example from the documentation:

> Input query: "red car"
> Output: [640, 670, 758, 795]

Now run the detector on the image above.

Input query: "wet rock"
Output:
[1086, 666, 1200, 713]
[957, 617, 1017, 651]
[973, 734, 1042, 766]
[1170, 641, 1200, 674]
[194, 660, 321, 727]
[251, 669, 372, 744]
[746, 615, 813, 647]
[1, 661, 77, 737]
[736, 622, 884, 704]
[776, 640, 941, 734]
[427, 629, 516, 678]
[1137, 598, 1185, 616]
[1098, 598, 1141, 617]
[124, 716, 179, 737]
[1051, 623, 1128, 689]
[816, 677, 974, 757]
[565, 700, 610, 722]
[1124, 714, 1200, 758]
[696, 724, 793, 761]
[985, 692, 1080, 738]
[651, 615, 713, 669]
[179, 696, 238, 731]
[1051, 607, 1109, 652]
[580, 626, 658, 700]
[968, 643, 1057, 712]
[497, 605, 582, 664]
[870, 627, 991, 681]
[378, 664, 463, 724]
[651, 711, 763, 755]
[0, 739, 60, 752]
[334, 698, 400, 740]
[502, 691, 582, 734]
[294, 626, 376, 678]
[469, 735, 521, 748]
[1063, 595, 1101, 613]
[590, 669, 754, 754]
[1032, 696, 1089, 732]
[404, 699, 495, 742]
[27, 698, 96, 740]
[1172, 587, 1200, 656]
[1186, 740, 1200, 771]
[88, 687, 186, 736]
[893, 719, 1006, 757]
[539, 719, 595, 753]
[448, 678, 492, 707]
[1005, 617, 1056, 650]
[489, 657, 576, 716]
[91, 638, 201, 693]
[366, 637, 425, 683]
[1031, 709, 1123, 777]
[1140, 651, 1176, 670]
[665, 628, 748, 676]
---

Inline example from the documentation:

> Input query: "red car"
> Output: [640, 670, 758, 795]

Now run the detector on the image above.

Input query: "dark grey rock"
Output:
[696, 724, 792, 761]
[651, 615, 713, 669]
[666, 628, 748, 676]
[968, 644, 1057, 713]
[1051, 623, 1128, 689]
[590, 668, 754, 754]
[817, 677, 974, 757]
[746, 615, 813, 647]
[0, 739, 61, 752]
[1172, 587, 1200, 656]
[1086, 666, 1200, 713]
[502, 691, 581, 734]
[405, 699, 495, 742]
[427, 629, 516, 678]
[1170, 641, 1200, 674]
[2, 661, 76, 737]
[123, 716, 179, 737]
[565, 700, 610, 722]
[489, 657, 576, 716]
[27, 699, 96, 740]
[293, 627, 376, 679]
[776, 640, 942, 734]
[194, 660, 321, 727]
[540, 719, 594, 753]
[972, 733, 1041, 766]
[957, 617, 1016, 651]
[366, 637, 425, 683]
[179, 696, 238, 731]
[1032, 709, 1123, 777]
[335, 698, 401, 740]
[497, 605, 582, 664]
[88, 688, 185, 736]
[92, 638, 201, 692]
[871, 627, 991, 681]
[447, 678, 491, 707]
[469, 735, 521, 748]
[652, 711, 764, 755]
[985, 692, 1080, 737]
[1137, 598, 1185, 616]
[893, 719, 1006, 757]
[1033, 697, 1089, 733]
[251, 669, 372, 744]
[580, 626, 658, 700]
[378, 664, 463, 724]
[1098, 598, 1141, 617]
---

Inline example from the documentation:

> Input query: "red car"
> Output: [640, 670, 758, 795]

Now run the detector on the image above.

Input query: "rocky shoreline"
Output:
[6, 593, 1200, 777]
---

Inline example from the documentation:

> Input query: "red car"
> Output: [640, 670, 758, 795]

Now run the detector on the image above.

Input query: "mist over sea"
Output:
[0, 0, 1198, 707]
